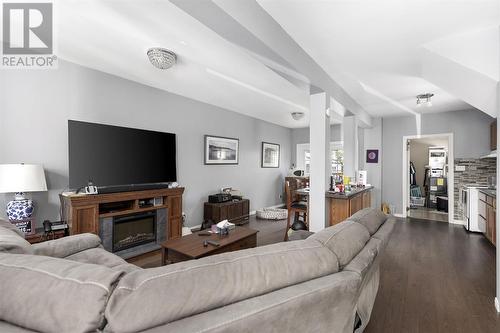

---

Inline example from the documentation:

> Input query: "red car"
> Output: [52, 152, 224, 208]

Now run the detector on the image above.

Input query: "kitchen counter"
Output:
[479, 189, 496, 197]
[293, 186, 374, 226]
[326, 186, 374, 199]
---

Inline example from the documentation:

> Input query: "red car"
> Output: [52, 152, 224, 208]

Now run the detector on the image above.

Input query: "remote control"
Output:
[207, 240, 220, 247]
[198, 232, 211, 236]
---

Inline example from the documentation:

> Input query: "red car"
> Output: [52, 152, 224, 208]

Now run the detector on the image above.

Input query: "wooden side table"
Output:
[203, 199, 250, 226]
[25, 228, 67, 244]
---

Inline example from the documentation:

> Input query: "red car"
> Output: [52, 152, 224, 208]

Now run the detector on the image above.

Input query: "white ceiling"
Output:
[7, 0, 497, 128]
[257, 0, 500, 118]
[53, 0, 311, 128]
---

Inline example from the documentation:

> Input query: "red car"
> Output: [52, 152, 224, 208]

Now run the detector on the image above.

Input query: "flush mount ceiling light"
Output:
[291, 112, 305, 120]
[147, 48, 177, 70]
[416, 93, 434, 107]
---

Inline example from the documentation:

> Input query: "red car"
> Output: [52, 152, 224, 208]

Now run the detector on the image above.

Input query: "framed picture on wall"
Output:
[204, 135, 239, 165]
[261, 142, 280, 168]
[366, 149, 379, 163]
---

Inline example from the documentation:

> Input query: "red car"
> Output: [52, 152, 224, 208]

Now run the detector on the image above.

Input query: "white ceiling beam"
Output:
[421, 26, 499, 118]
[213, 0, 373, 128]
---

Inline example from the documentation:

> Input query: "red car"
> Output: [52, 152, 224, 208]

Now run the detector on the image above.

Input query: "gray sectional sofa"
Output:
[0, 208, 395, 333]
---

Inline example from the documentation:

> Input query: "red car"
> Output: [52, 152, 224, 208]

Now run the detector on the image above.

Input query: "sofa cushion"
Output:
[32, 233, 102, 258]
[348, 208, 388, 235]
[0, 220, 33, 254]
[66, 247, 141, 273]
[372, 217, 396, 250]
[0, 218, 25, 237]
[0, 253, 124, 333]
[309, 221, 370, 268]
[343, 238, 381, 279]
[105, 239, 339, 333]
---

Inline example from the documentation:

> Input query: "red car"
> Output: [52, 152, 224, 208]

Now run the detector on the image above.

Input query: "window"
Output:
[331, 148, 343, 178]
[296, 142, 343, 176]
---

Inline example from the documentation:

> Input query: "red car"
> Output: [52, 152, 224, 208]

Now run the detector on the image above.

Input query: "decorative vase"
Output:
[6, 198, 34, 221]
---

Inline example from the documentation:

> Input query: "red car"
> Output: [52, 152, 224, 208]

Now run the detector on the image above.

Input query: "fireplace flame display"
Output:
[114, 233, 156, 252]
[113, 212, 156, 252]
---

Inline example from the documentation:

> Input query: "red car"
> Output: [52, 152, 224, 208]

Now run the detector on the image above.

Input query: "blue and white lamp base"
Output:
[6, 192, 34, 221]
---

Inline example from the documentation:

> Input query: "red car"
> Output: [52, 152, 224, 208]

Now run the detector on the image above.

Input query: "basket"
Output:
[410, 196, 426, 207]
[256, 208, 288, 220]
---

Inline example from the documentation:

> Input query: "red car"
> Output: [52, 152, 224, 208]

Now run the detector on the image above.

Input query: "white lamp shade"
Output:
[0, 164, 48, 193]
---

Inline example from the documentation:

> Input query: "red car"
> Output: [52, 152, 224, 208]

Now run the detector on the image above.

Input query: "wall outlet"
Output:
[455, 165, 466, 172]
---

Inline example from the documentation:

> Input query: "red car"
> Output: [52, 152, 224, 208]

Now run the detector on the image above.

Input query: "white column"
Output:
[309, 92, 330, 232]
[343, 115, 358, 180]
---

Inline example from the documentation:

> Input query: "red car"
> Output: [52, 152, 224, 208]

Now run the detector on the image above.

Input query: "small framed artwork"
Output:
[261, 142, 280, 168]
[204, 135, 239, 165]
[366, 149, 379, 163]
[10, 219, 35, 236]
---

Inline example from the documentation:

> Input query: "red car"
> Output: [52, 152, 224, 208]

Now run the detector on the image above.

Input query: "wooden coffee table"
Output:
[161, 226, 258, 265]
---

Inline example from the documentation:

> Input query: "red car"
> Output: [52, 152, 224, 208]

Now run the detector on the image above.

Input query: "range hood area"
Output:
[481, 150, 497, 159]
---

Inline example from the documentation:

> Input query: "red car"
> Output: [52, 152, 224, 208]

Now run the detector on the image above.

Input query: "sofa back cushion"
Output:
[309, 221, 370, 268]
[348, 208, 388, 235]
[105, 239, 339, 333]
[0, 219, 33, 254]
[0, 253, 124, 333]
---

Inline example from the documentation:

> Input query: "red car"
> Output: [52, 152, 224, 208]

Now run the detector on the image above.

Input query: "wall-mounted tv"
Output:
[68, 120, 177, 192]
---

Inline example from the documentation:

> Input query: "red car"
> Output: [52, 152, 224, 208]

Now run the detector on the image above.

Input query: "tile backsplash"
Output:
[453, 158, 496, 220]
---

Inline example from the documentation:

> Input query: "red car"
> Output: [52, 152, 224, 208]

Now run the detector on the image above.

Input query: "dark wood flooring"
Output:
[366, 218, 500, 333]
[129, 215, 500, 332]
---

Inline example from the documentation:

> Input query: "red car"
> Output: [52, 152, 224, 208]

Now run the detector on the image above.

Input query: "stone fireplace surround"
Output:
[100, 208, 167, 259]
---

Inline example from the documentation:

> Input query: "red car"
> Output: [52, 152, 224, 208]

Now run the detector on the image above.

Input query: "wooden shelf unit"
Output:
[60, 187, 184, 240]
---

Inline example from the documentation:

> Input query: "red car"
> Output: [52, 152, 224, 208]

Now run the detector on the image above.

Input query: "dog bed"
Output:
[256, 208, 288, 220]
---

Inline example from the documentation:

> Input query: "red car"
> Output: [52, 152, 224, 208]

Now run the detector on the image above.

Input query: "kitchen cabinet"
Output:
[491, 120, 497, 151]
[479, 191, 496, 247]
[327, 187, 373, 226]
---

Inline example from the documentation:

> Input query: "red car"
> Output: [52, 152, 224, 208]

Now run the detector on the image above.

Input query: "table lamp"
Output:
[0, 164, 47, 221]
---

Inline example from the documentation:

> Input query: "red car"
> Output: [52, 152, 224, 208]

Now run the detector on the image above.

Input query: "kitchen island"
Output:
[327, 186, 373, 226]
[294, 186, 374, 226]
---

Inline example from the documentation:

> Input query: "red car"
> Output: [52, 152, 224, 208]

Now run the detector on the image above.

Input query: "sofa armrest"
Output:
[288, 230, 315, 241]
[32, 233, 102, 258]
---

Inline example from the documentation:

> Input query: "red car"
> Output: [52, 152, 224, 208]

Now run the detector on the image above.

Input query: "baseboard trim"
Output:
[495, 297, 500, 313]
[393, 213, 404, 218]
[451, 219, 464, 225]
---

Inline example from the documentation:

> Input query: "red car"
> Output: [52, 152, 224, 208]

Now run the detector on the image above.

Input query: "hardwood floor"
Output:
[128, 214, 500, 332]
[127, 215, 287, 268]
[408, 207, 449, 223]
[366, 217, 500, 333]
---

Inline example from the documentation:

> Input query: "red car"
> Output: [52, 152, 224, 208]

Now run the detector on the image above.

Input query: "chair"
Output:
[284, 180, 308, 241]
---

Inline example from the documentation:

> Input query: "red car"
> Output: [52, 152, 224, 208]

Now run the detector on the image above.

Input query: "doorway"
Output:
[402, 134, 454, 223]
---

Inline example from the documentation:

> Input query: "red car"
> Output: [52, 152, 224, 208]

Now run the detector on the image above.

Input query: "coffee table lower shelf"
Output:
[161, 226, 258, 265]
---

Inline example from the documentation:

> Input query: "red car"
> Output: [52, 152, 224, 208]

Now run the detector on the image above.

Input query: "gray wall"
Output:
[0, 61, 292, 227]
[361, 118, 383, 209]
[290, 124, 342, 164]
[382, 109, 494, 214]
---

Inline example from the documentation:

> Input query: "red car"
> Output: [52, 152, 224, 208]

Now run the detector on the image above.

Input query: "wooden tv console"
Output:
[60, 187, 184, 240]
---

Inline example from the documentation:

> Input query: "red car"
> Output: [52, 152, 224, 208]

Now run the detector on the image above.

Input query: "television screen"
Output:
[68, 120, 177, 189]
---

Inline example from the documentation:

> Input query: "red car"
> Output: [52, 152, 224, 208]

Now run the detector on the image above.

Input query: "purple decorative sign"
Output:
[366, 149, 379, 163]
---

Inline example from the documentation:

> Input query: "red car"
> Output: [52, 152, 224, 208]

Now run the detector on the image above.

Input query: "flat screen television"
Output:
[68, 120, 177, 192]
